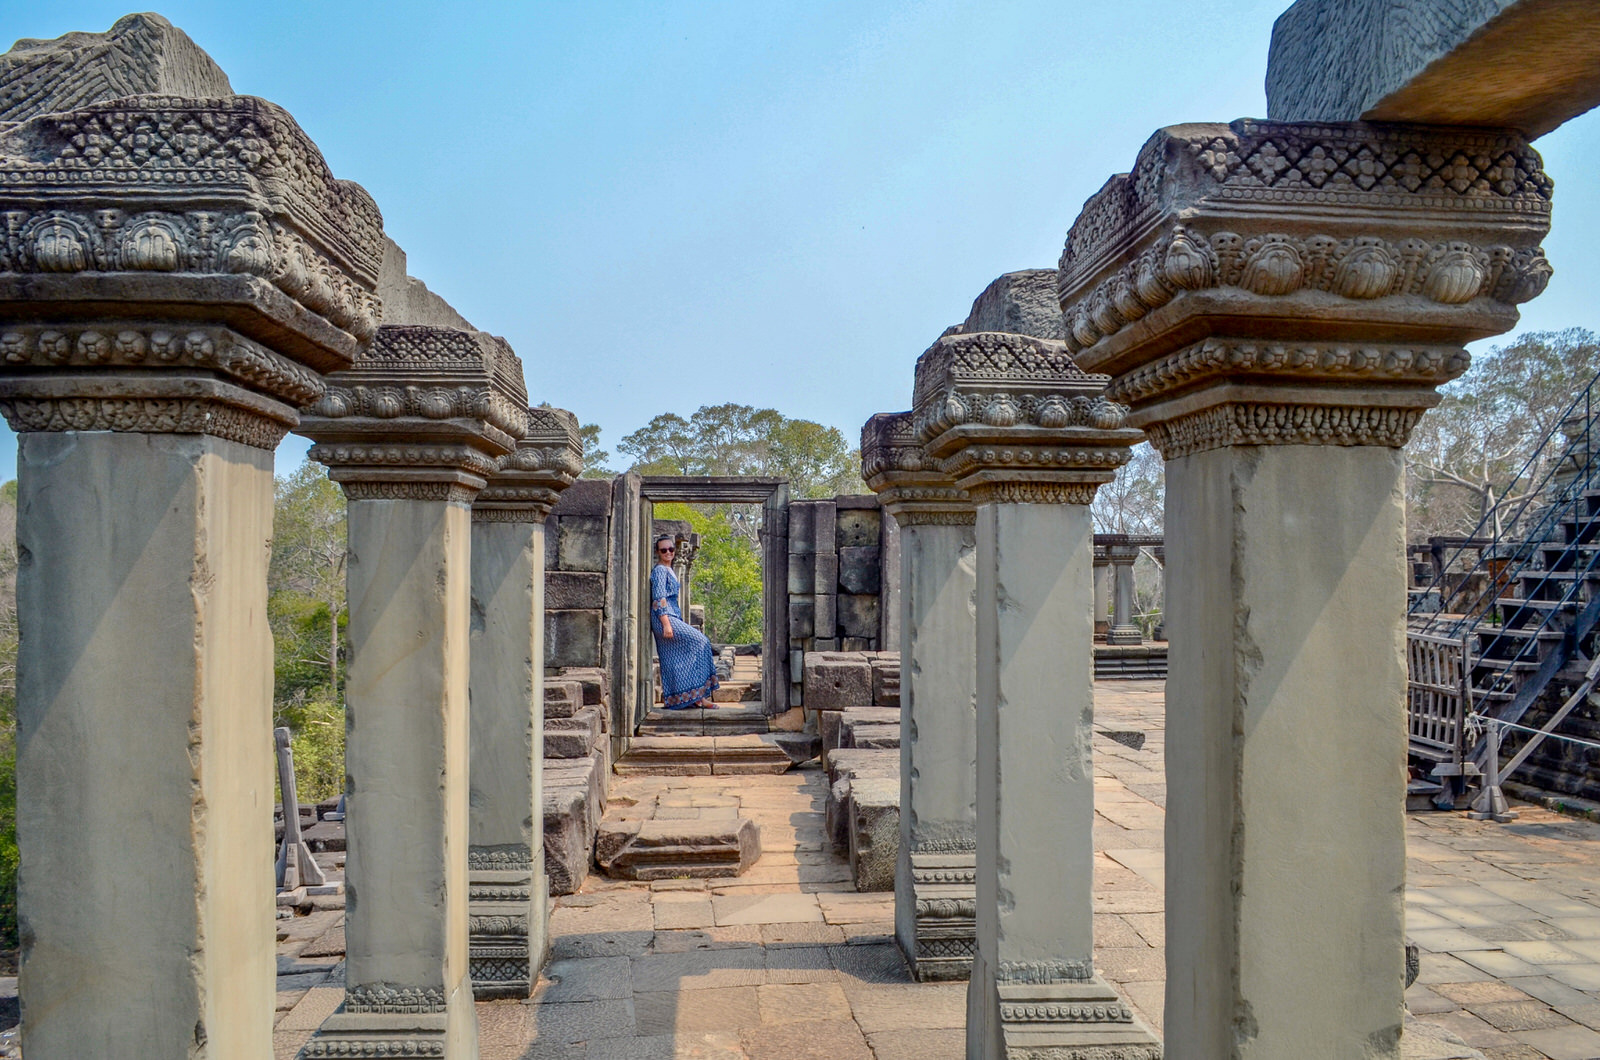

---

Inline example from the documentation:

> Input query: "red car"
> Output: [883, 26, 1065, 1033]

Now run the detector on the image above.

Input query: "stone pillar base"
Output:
[905, 851, 976, 981]
[300, 1009, 448, 1058]
[997, 977, 1161, 1060]
[1105, 625, 1143, 646]
[468, 865, 547, 999]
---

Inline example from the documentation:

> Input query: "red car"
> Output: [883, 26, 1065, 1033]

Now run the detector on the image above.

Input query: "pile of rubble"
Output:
[542, 668, 611, 894]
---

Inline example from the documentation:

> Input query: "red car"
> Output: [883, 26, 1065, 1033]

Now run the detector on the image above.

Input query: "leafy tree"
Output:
[579, 422, 616, 479]
[656, 502, 762, 644]
[1406, 329, 1600, 540]
[271, 461, 348, 694]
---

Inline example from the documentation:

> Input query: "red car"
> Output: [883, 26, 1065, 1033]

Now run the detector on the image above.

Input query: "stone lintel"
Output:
[1056, 120, 1553, 389]
[1266, 0, 1600, 139]
[0, 95, 385, 370]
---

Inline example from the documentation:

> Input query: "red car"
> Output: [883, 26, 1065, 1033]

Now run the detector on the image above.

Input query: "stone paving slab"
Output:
[267, 681, 1600, 1059]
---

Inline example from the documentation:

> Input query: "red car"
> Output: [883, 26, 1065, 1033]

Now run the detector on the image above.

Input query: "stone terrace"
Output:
[267, 681, 1600, 1059]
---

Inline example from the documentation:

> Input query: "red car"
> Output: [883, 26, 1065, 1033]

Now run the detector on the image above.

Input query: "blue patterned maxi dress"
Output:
[651, 563, 720, 709]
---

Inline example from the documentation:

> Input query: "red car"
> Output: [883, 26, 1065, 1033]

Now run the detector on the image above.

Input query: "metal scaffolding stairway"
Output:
[1407, 373, 1600, 808]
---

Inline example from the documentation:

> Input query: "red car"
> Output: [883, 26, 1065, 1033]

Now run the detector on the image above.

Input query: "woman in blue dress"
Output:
[651, 535, 721, 709]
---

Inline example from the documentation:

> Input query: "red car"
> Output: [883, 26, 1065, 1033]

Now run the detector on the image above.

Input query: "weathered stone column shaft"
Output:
[17, 432, 276, 1059]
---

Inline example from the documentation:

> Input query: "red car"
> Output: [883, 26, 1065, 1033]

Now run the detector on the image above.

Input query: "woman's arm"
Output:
[656, 601, 674, 639]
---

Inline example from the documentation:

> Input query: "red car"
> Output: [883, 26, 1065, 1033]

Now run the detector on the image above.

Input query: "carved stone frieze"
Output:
[1143, 400, 1424, 459]
[343, 984, 448, 1014]
[1053, 120, 1552, 453]
[300, 324, 528, 500]
[995, 978, 1162, 1059]
[0, 372, 295, 449]
[467, 844, 534, 872]
[906, 850, 977, 982]
[0, 96, 385, 370]
[911, 333, 1142, 502]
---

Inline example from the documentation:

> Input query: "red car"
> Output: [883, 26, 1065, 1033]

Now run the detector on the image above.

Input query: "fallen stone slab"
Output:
[771, 731, 822, 766]
[595, 816, 762, 880]
[543, 783, 593, 896]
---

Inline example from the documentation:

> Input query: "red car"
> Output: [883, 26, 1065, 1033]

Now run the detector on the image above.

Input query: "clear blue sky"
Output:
[1, 1, 1597, 476]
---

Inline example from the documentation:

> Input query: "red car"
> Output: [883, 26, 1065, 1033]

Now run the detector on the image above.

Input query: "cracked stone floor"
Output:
[271, 680, 1600, 1060]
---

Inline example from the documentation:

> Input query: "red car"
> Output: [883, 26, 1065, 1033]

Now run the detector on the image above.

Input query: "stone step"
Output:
[614, 734, 793, 776]
[595, 815, 762, 880]
[636, 703, 770, 737]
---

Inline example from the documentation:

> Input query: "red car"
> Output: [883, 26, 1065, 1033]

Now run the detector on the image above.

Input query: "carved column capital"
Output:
[1056, 119, 1553, 456]
[300, 325, 529, 502]
[861, 410, 976, 525]
[472, 405, 582, 522]
[0, 95, 386, 449]
[909, 332, 1142, 505]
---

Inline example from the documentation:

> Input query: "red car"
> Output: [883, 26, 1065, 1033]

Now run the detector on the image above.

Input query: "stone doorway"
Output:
[613, 476, 791, 744]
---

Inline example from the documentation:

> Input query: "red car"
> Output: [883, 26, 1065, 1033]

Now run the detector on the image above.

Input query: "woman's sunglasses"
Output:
[658, 546, 675, 554]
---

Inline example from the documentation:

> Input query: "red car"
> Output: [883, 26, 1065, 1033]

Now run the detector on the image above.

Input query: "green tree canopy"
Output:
[620, 403, 863, 498]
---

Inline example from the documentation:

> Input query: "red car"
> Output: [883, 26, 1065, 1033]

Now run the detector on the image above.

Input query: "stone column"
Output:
[1092, 549, 1111, 640]
[1056, 119, 1552, 1055]
[862, 412, 978, 982]
[298, 324, 528, 1058]
[1153, 544, 1167, 642]
[0, 91, 380, 1059]
[912, 332, 1158, 1060]
[468, 407, 581, 999]
[1106, 540, 1143, 644]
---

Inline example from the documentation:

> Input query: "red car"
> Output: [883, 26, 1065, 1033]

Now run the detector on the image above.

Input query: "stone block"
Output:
[836, 509, 881, 549]
[837, 594, 879, 641]
[544, 728, 593, 760]
[824, 706, 899, 754]
[547, 703, 604, 743]
[788, 553, 815, 595]
[837, 546, 881, 595]
[595, 817, 761, 880]
[814, 501, 838, 555]
[789, 502, 819, 554]
[840, 637, 871, 652]
[557, 516, 609, 572]
[848, 778, 900, 892]
[959, 269, 1065, 339]
[1266, 0, 1600, 139]
[0, 14, 233, 124]
[546, 609, 603, 669]
[870, 657, 900, 708]
[546, 570, 606, 610]
[812, 638, 838, 652]
[815, 594, 838, 640]
[543, 784, 593, 896]
[546, 755, 604, 829]
[814, 552, 839, 595]
[789, 596, 816, 639]
[804, 653, 871, 711]
[550, 478, 613, 517]
[544, 679, 583, 720]
[833, 494, 879, 511]
[771, 732, 822, 765]
[544, 520, 559, 569]
[563, 668, 609, 707]
[846, 724, 901, 750]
